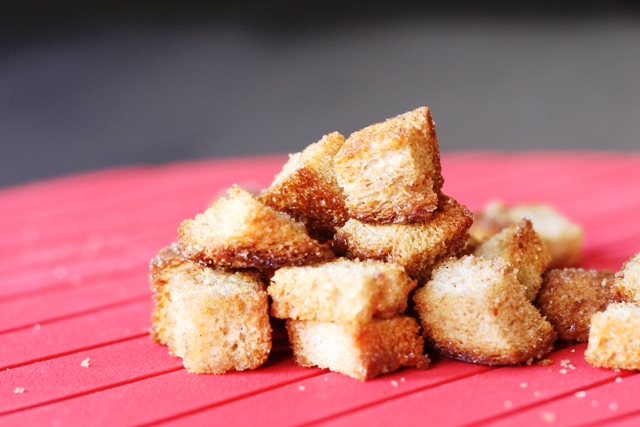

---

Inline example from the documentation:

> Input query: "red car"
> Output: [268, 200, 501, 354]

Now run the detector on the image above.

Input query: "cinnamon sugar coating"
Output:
[474, 219, 551, 301]
[536, 268, 625, 342]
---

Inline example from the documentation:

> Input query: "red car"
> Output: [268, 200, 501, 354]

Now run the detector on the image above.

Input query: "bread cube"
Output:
[178, 185, 324, 268]
[287, 316, 429, 381]
[585, 302, 640, 370]
[260, 132, 348, 242]
[468, 201, 512, 246]
[508, 203, 583, 268]
[615, 253, 640, 303]
[474, 219, 551, 301]
[268, 259, 416, 324]
[536, 268, 624, 342]
[149, 243, 192, 351]
[333, 106, 443, 223]
[413, 255, 557, 365]
[470, 201, 583, 268]
[170, 266, 272, 374]
[333, 194, 472, 282]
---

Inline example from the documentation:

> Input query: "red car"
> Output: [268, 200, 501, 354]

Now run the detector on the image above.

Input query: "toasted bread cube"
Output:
[170, 266, 272, 374]
[536, 268, 624, 342]
[413, 255, 557, 365]
[333, 194, 472, 282]
[468, 201, 512, 245]
[178, 185, 324, 268]
[260, 132, 348, 242]
[268, 259, 416, 324]
[508, 204, 583, 268]
[474, 219, 551, 301]
[149, 243, 192, 350]
[333, 106, 443, 224]
[471, 201, 583, 269]
[585, 302, 640, 370]
[615, 253, 640, 303]
[287, 316, 429, 381]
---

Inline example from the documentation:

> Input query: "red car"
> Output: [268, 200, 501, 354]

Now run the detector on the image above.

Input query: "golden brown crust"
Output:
[333, 194, 473, 282]
[585, 302, 640, 370]
[268, 259, 417, 324]
[536, 268, 625, 342]
[287, 316, 429, 381]
[178, 185, 324, 269]
[614, 253, 640, 303]
[260, 132, 348, 242]
[474, 219, 551, 301]
[413, 255, 557, 366]
[334, 107, 443, 224]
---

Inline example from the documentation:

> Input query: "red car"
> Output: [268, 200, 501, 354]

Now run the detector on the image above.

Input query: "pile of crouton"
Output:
[150, 106, 640, 380]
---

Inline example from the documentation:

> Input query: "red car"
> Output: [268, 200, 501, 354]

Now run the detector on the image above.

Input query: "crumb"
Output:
[559, 369, 567, 374]
[571, 349, 576, 353]
[81, 358, 90, 367]
[610, 402, 619, 411]
[298, 385, 305, 391]
[504, 400, 513, 409]
[534, 391, 542, 398]
[536, 358, 553, 366]
[13, 387, 25, 394]
[540, 411, 556, 423]
[400, 377, 405, 382]
[616, 377, 623, 383]
[575, 391, 587, 398]
[33, 323, 41, 330]
[520, 382, 528, 388]
[559, 359, 575, 370]
[391, 380, 399, 387]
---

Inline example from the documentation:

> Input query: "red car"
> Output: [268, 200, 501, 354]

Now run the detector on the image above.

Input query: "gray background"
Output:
[1, 2, 639, 189]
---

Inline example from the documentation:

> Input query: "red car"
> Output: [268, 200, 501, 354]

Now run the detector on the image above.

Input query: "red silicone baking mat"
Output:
[1, 151, 639, 426]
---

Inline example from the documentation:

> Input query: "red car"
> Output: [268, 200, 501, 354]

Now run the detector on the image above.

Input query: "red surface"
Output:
[1, 152, 640, 426]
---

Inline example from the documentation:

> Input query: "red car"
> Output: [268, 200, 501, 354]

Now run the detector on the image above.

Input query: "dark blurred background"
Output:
[1, 1, 639, 188]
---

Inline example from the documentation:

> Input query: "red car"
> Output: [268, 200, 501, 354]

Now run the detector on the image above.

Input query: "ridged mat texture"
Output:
[1, 152, 640, 426]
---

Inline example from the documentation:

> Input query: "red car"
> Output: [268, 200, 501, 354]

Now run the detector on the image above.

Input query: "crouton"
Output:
[149, 243, 192, 349]
[287, 316, 429, 381]
[508, 203, 583, 268]
[536, 268, 625, 342]
[474, 219, 551, 301]
[470, 201, 583, 268]
[260, 132, 348, 242]
[413, 255, 557, 365]
[170, 266, 272, 374]
[585, 302, 640, 370]
[268, 259, 416, 324]
[614, 253, 640, 303]
[333, 106, 443, 224]
[178, 185, 324, 268]
[333, 194, 472, 282]
[468, 201, 512, 245]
